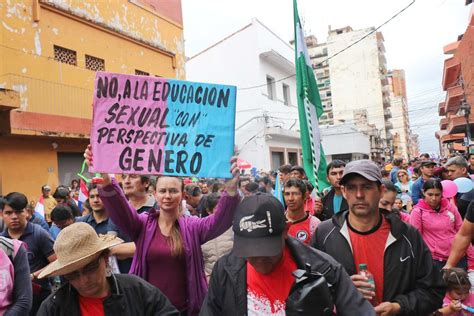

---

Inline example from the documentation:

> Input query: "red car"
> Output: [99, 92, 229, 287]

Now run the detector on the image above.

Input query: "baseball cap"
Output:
[420, 160, 436, 167]
[232, 193, 286, 258]
[340, 160, 382, 185]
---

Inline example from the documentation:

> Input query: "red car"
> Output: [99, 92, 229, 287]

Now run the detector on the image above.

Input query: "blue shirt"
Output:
[411, 177, 425, 205]
[390, 167, 399, 183]
[333, 194, 344, 215]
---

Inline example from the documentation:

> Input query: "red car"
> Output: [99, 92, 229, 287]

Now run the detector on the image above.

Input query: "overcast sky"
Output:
[182, 0, 469, 154]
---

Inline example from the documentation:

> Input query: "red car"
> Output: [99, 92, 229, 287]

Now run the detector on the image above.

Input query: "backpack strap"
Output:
[0, 236, 15, 262]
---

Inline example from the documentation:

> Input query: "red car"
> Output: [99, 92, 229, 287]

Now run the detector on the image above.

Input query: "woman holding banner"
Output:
[84, 145, 240, 316]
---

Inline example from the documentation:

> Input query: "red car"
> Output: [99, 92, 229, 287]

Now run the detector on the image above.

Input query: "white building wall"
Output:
[327, 28, 387, 139]
[186, 19, 299, 170]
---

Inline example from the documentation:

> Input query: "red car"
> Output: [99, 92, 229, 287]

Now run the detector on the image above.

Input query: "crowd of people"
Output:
[0, 148, 473, 315]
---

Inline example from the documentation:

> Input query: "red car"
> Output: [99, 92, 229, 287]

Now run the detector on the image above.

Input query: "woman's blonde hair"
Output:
[397, 169, 409, 182]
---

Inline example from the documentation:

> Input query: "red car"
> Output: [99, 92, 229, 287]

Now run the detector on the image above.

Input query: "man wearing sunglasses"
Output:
[37, 222, 178, 315]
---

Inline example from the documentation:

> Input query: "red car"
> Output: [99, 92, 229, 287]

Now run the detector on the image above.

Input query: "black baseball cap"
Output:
[420, 161, 436, 167]
[340, 160, 382, 185]
[232, 193, 286, 258]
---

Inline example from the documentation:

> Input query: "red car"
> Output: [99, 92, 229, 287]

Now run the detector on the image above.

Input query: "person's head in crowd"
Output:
[243, 182, 259, 197]
[278, 164, 292, 183]
[468, 153, 474, 169]
[379, 179, 397, 211]
[25, 200, 36, 220]
[87, 184, 105, 213]
[283, 179, 306, 213]
[392, 158, 403, 168]
[210, 181, 225, 193]
[304, 180, 314, 201]
[326, 160, 346, 191]
[121, 174, 150, 199]
[340, 160, 385, 218]
[82, 199, 92, 216]
[258, 176, 273, 193]
[397, 169, 410, 184]
[290, 166, 306, 180]
[421, 178, 443, 210]
[147, 183, 156, 198]
[419, 161, 436, 179]
[239, 177, 251, 191]
[38, 222, 122, 297]
[184, 184, 202, 208]
[433, 166, 449, 181]
[232, 194, 288, 274]
[42, 185, 52, 198]
[51, 204, 75, 230]
[1, 192, 29, 233]
[401, 159, 409, 170]
[443, 268, 471, 304]
[419, 153, 431, 161]
[204, 192, 221, 215]
[53, 186, 70, 204]
[70, 179, 79, 191]
[445, 156, 469, 180]
[412, 167, 421, 181]
[199, 181, 209, 195]
[381, 169, 390, 180]
[394, 198, 403, 210]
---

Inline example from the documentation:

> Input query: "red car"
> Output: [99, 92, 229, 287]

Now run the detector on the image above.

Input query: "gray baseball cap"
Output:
[340, 160, 382, 185]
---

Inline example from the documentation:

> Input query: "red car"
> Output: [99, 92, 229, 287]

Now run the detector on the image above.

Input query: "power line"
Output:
[238, 0, 416, 91]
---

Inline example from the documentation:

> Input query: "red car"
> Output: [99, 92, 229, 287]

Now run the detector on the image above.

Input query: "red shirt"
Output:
[247, 246, 297, 315]
[287, 213, 320, 244]
[79, 295, 105, 316]
[348, 215, 390, 305]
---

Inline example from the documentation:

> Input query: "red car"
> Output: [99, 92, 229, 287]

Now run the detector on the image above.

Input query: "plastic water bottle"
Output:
[359, 263, 377, 305]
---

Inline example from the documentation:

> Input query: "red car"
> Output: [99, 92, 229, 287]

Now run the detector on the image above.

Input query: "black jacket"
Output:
[37, 274, 179, 316]
[311, 210, 446, 316]
[321, 188, 348, 221]
[200, 237, 374, 316]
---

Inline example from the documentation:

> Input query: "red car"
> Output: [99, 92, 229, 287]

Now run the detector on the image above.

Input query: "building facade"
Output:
[436, 4, 474, 155]
[325, 26, 393, 154]
[187, 19, 300, 171]
[187, 19, 372, 171]
[306, 36, 334, 125]
[388, 69, 413, 158]
[0, 0, 184, 199]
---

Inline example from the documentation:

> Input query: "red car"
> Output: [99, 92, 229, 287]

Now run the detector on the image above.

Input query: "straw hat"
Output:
[38, 222, 123, 279]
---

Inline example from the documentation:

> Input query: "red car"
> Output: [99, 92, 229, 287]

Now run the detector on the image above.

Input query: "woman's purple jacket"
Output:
[99, 179, 240, 316]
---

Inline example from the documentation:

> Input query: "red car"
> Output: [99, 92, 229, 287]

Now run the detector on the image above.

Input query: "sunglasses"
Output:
[64, 256, 103, 281]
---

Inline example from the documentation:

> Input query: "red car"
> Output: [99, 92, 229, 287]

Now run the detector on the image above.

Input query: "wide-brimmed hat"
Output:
[38, 222, 123, 279]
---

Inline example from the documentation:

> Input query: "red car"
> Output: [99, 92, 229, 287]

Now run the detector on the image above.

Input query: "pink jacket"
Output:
[409, 198, 462, 261]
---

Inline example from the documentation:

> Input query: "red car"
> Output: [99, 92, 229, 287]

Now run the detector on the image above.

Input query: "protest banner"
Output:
[90, 72, 237, 178]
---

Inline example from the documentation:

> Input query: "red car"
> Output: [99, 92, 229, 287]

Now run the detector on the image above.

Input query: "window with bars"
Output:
[135, 69, 150, 76]
[85, 55, 105, 71]
[54, 45, 77, 66]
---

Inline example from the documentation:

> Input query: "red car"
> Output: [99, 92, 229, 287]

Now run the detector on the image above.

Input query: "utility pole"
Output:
[460, 99, 472, 153]
[459, 72, 472, 153]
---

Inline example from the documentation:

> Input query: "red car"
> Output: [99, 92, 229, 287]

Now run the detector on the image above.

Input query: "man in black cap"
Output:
[311, 160, 445, 315]
[201, 193, 373, 315]
[411, 160, 436, 205]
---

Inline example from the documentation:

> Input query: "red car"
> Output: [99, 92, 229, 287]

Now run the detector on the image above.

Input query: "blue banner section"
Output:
[164, 80, 236, 178]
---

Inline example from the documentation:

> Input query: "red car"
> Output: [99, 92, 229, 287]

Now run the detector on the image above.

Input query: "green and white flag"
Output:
[293, 0, 330, 192]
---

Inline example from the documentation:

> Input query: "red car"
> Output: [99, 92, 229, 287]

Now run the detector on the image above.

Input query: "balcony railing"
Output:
[0, 73, 93, 119]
